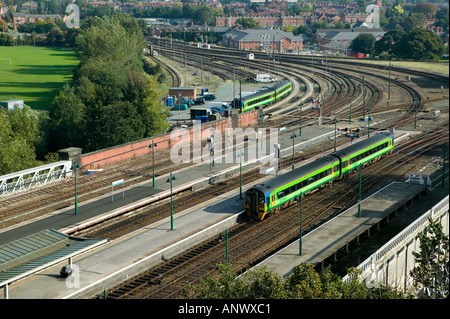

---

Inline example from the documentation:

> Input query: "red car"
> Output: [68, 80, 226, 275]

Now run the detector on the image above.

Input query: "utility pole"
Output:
[388, 61, 391, 101]
[362, 75, 366, 120]
[74, 160, 78, 216]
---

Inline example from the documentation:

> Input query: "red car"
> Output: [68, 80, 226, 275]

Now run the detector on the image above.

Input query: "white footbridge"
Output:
[0, 161, 72, 196]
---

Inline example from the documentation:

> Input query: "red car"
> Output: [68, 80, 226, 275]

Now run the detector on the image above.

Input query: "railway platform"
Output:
[0, 125, 334, 245]
[0, 126, 336, 299]
[252, 181, 429, 278]
[0, 129, 418, 299]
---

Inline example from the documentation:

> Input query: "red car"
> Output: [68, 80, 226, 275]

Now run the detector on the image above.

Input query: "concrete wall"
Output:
[347, 196, 449, 293]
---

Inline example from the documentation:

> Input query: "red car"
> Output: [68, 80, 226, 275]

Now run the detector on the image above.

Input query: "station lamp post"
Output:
[260, 109, 264, 150]
[367, 107, 371, 138]
[299, 101, 303, 137]
[149, 140, 157, 188]
[358, 164, 362, 218]
[414, 97, 418, 129]
[237, 148, 244, 200]
[225, 228, 229, 264]
[334, 117, 338, 152]
[73, 160, 78, 216]
[291, 132, 297, 170]
[166, 173, 176, 230]
[299, 192, 303, 256]
[349, 93, 353, 124]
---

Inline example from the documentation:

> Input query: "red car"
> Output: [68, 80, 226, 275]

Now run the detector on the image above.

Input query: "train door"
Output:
[250, 192, 258, 217]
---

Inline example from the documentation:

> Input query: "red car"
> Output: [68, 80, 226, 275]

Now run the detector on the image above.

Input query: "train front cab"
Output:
[244, 187, 266, 220]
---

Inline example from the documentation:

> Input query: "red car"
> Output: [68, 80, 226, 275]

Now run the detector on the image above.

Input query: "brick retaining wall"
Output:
[80, 110, 259, 169]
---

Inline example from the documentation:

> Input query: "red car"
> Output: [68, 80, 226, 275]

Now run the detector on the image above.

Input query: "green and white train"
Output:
[240, 80, 292, 113]
[245, 132, 394, 220]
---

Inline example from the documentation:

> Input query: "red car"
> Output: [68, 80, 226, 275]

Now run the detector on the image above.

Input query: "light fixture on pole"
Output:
[291, 132, 297, 170]
[149, 140, 157, 188]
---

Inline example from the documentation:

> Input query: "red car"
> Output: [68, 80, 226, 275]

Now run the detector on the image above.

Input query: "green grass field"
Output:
[0, 46, 78, 111]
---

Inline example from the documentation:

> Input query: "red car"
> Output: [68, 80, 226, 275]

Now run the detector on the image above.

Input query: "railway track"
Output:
[150, 37, 431, 133]
[1, 40, 444, 231]
[105, 125, 448, 299]
[1, 40, 447, 300]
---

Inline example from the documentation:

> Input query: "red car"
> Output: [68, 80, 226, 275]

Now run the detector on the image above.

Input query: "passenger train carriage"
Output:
[240, 80, 292, 113]
[245, 132, 394, 220]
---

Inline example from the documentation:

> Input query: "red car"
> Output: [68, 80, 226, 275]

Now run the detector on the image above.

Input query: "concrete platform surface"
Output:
[254, 181, 428, 278]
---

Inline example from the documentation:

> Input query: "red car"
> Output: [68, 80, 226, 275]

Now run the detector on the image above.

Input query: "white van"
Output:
[256, 74, 277, 83]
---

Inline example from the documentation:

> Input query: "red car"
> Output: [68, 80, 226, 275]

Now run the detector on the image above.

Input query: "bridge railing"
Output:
[0, 161, 72, 196]
[343, 195, 449, 284]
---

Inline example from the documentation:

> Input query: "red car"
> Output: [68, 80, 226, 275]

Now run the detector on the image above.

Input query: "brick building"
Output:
[215, 16, 306, 29]
[12, 13, 61, 30]
[222, 29, 303, 53]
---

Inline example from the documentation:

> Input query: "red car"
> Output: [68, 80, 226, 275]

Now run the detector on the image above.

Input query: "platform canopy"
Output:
[0, 229, 106, 293]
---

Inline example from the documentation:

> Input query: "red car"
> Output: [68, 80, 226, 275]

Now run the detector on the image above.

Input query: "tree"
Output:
[351, 33, 376, 55]
[0, 18, 7, 32]
[414, 3, 438, 17]
[48, 85, 85, 151]
[235, 17, 260, 29]
[435, 7, 449, 28]
[283, 24, 294, 33]
[0, 106, 41, 175]
[193, 3, 214, 25]
[392, 28, 445, 61]
[393, 4, 404, 15]
[194, 262, 406, 299]
[49, 14, 169, 153]
[375, 30, 406, 55]
[410, 218, 449, 299]
[85, 101, 145, 151]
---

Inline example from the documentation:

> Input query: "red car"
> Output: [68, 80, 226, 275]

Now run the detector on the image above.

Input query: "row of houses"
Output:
[215, 12, 373, 30]
[11, 13, 62, 30]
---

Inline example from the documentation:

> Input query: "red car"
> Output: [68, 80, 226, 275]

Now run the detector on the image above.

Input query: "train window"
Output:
[259, 197, 265, 205]
[277, 191, 284, 198]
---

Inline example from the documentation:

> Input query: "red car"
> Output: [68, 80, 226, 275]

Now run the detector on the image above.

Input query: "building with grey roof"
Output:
[222, 29, 303, 53]
[315, 27, 386, 51]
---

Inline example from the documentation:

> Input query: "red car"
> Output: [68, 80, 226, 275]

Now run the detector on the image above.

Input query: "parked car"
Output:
[171, 103, 188, 111]
[210, 109, 226, 117]
[184, 100, 194, 107]
[203, 93, 216, 100]
[210, 106, 228, 117]
[194, 97, 205, 105]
